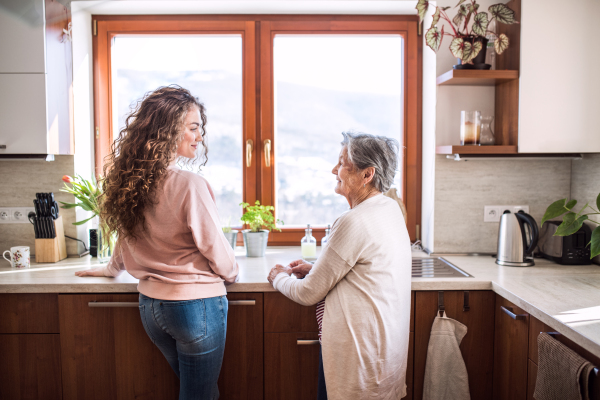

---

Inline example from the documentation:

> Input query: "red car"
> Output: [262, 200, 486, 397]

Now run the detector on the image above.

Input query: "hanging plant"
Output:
[416, 0, 518, 64]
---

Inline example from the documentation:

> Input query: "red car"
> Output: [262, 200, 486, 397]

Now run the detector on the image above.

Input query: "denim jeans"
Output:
[138, 293, 228, 400]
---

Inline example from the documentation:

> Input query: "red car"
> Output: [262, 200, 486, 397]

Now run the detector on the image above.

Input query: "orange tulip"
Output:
[62, 175, 73, 183]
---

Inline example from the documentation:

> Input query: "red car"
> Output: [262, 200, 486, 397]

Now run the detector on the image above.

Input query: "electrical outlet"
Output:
[0, 207, 35, 223]
[484, 205, 530, 222]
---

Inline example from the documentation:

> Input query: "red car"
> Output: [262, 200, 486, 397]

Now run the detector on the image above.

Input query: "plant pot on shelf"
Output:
[223, 230, 238, 249]
[453, 37, 489, 70]
[242, 230, 269, 257]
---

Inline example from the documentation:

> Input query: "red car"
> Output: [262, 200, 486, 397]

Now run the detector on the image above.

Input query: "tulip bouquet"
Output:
[59, 174, 102, 225]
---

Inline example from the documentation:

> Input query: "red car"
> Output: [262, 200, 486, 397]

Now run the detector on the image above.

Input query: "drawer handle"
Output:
[501, 306, 527, 320]
[297, 340, 320, 346]
[229, 300, 256, 306]
[88, 302, 138, 307]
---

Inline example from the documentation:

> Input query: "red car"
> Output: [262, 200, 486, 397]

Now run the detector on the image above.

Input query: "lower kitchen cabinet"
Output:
[264, 332, 320, 400]
[527, 360, 537, 400]
[493, 295, 530, 400]
[59, 294, 179, 400]
[218, 293, 264, 400]
[405, 331, 414, 400]
[0, 334, 62, 399]
[414, 290, 495, 400]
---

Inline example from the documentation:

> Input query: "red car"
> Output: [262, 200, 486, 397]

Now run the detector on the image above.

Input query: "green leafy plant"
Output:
[240, 201, 283, 232]
[541, 193, 600, 259]
[416, 0, 517, 63]
[59, 175, 101, 225]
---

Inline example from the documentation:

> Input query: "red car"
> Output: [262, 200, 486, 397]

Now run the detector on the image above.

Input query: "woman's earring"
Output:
[363, 184, 366, 188]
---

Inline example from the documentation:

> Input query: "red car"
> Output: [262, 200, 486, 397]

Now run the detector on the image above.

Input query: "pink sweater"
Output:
[102, 165, 239, 300]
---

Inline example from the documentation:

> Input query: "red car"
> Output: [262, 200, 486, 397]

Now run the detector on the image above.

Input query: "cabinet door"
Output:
[218, 293, 263, 400]
[59, 294, 179, 400]
[0, 74, 48, 154]
[0, 0, 46, 73]
[264, 332, 320, 400]
[0, 334, 62, 399]
[527, 360, 537, 400]
[493, 295, 529, 400]
[264, 292, 318, 333]
[414, 291, 495, 400]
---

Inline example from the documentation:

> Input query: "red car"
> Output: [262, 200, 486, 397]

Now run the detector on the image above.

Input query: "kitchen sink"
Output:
[411, 258, 471, 278]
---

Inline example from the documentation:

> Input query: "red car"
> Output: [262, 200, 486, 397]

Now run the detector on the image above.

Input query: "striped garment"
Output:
[316, 298, 325, 343]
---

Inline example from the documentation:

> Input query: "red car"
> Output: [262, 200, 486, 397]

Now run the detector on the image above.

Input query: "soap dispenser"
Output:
[301, 224, 317, 262]
[321, 224, 331, 248]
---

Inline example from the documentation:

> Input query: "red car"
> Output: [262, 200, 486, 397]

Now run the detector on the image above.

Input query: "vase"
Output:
[223, 230, 238, 249]
[242, 230, 269, 257]
[97, 228, 116, 263]
[480, 116, 496, 145]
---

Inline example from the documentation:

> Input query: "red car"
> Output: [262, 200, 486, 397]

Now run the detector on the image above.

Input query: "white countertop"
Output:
[2, 247, 600, 358]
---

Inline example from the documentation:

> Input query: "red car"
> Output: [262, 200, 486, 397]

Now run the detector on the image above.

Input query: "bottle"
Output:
[485, 20, 497, 70]
[301, 224, 317, 262]
[321, 224, 331, 248]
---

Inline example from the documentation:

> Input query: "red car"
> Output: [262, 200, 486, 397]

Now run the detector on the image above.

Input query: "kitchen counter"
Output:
[2, 247, 600, 358]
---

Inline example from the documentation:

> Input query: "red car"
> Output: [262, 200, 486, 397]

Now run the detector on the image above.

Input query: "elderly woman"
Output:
[268, 132, 412, 400]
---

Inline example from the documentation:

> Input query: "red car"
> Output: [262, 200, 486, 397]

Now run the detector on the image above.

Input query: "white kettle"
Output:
[496, 210, 539, 267]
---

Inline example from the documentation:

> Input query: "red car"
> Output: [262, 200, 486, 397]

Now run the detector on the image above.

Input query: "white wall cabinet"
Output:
[519, 0, 600, 153]
[0, 0, 73, 155]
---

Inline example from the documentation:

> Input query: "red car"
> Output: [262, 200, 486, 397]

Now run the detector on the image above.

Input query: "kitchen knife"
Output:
[48, 217, 56, 238]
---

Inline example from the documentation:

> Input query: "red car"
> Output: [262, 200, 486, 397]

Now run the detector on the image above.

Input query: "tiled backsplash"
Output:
[432, 155, 572, 253]
[571, 154, 600, 263]
[0, 156, 78, 256]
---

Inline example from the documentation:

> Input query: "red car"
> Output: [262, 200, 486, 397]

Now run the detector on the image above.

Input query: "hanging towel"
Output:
[533, 332, 595, 400]
[423, 311, 471, 400]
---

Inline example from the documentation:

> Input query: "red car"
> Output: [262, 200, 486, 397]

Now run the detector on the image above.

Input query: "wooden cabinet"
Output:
[59, 294, 179, 400]
[0, 0, 73, 155]
[493, 295, 530, 400]
[414, 291, 495, 400]
[218, 293, 264, 400]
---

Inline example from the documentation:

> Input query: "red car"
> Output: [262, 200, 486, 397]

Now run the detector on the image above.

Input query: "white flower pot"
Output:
[223, 230, 238, 249]
[242, 230, 269, 257]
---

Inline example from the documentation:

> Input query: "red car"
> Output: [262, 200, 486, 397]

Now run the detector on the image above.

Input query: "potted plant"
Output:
[416, 0, 518, 69]
[222, 217, 238, 249]
[60, 175, 115, 263]
[542, 194, 600, 259]
[239, 201, 283, 257]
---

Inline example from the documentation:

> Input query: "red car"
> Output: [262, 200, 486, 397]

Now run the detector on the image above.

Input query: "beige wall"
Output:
[0, 156, 79, 256]
[571, 154, 600, 263]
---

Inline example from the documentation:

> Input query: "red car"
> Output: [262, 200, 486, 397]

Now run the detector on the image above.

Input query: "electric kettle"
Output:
[496, 210, 539, 267]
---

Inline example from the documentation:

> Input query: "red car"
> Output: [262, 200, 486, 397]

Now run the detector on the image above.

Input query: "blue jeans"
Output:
[138, 293, 228, 400]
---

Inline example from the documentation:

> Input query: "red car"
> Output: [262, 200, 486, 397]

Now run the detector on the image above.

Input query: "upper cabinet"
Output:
[0, 0, 73, 155]
[518, 0, 600, 153]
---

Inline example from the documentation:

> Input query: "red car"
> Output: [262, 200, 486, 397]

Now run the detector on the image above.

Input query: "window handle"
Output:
[264, 139, 271, 167]
[246, 139, 253, 167]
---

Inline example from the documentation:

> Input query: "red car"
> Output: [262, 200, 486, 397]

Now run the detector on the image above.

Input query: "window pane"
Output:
[111, 35, 243, 225]
[274, 35, 403, 227]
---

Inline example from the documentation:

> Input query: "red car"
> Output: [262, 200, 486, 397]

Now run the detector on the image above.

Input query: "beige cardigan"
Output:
[273, 194, 412, 400]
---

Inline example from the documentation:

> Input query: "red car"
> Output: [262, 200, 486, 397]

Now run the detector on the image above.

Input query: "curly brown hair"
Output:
[101, 85, 207, 241]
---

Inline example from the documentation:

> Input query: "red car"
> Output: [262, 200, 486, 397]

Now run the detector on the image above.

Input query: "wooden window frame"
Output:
[93, 15, 422, 245]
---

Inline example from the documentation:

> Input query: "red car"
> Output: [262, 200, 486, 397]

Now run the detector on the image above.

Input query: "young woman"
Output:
[76, 85, 239, 399]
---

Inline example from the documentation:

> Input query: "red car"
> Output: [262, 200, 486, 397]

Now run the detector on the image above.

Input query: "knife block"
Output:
[35, 216, 67, 263]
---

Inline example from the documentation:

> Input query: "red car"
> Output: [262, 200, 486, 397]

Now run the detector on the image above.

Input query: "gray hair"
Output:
[341, 131, 399, 193]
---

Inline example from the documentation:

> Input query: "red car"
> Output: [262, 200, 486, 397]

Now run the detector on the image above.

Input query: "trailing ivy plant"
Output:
[541, 194, 600, 259]
[240, 201, 283, 233]
[416, 0, 518, 64]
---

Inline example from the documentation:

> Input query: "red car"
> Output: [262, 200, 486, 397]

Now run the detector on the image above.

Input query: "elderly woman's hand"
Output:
[289, 259, 314, 279]
[268, 264, 292, 285]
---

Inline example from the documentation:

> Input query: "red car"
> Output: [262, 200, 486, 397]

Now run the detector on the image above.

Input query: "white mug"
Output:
[3, 246, 30, 268]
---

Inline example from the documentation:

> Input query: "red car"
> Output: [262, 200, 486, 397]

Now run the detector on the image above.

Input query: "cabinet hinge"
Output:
[93, 20, 97, 36]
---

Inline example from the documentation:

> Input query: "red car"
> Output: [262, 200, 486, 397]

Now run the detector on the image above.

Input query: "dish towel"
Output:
[423, 312, 471, 400]
[534, 332, 595, 400]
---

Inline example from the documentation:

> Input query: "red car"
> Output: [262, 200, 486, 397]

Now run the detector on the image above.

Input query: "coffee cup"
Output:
[3, 246, 31, 268]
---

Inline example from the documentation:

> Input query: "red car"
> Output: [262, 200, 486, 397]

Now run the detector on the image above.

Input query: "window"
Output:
[93, 16, 421, 244]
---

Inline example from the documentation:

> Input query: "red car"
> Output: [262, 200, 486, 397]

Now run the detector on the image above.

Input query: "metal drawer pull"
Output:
[88, 302, 138, 308]
[297, 340, 320, 346]
[229, 300, 256, 306]
[501, 306, 527, 320]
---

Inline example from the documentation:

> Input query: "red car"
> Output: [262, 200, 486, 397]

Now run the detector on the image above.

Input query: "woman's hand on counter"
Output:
[268, 264, 292, 285]
[289, 259, 313, 279]
[75, 267, 109, 277]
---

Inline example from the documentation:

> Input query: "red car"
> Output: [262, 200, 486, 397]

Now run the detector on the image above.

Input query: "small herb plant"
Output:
[416, 0, 518, 63]
[222, 217, 233, 233]
[240, 201, 283, 232]
[542, 193, 600, 259]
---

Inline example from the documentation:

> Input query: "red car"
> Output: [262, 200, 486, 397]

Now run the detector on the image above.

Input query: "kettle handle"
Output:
[516, 211, 539, 256]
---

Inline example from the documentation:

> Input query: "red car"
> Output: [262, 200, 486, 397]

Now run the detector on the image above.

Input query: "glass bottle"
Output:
[301, 224, 317, 262]
[321, 224, 331, 248]
[480, 116, 496, 145]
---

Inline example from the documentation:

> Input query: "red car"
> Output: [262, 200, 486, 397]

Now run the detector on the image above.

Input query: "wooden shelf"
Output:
[436, 70, 519, 86]
[436, 145, 518, 155]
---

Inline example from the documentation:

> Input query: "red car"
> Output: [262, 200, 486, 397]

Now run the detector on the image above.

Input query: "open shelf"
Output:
[436, 70, 519, 86]
[436, 145, 518, 155]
